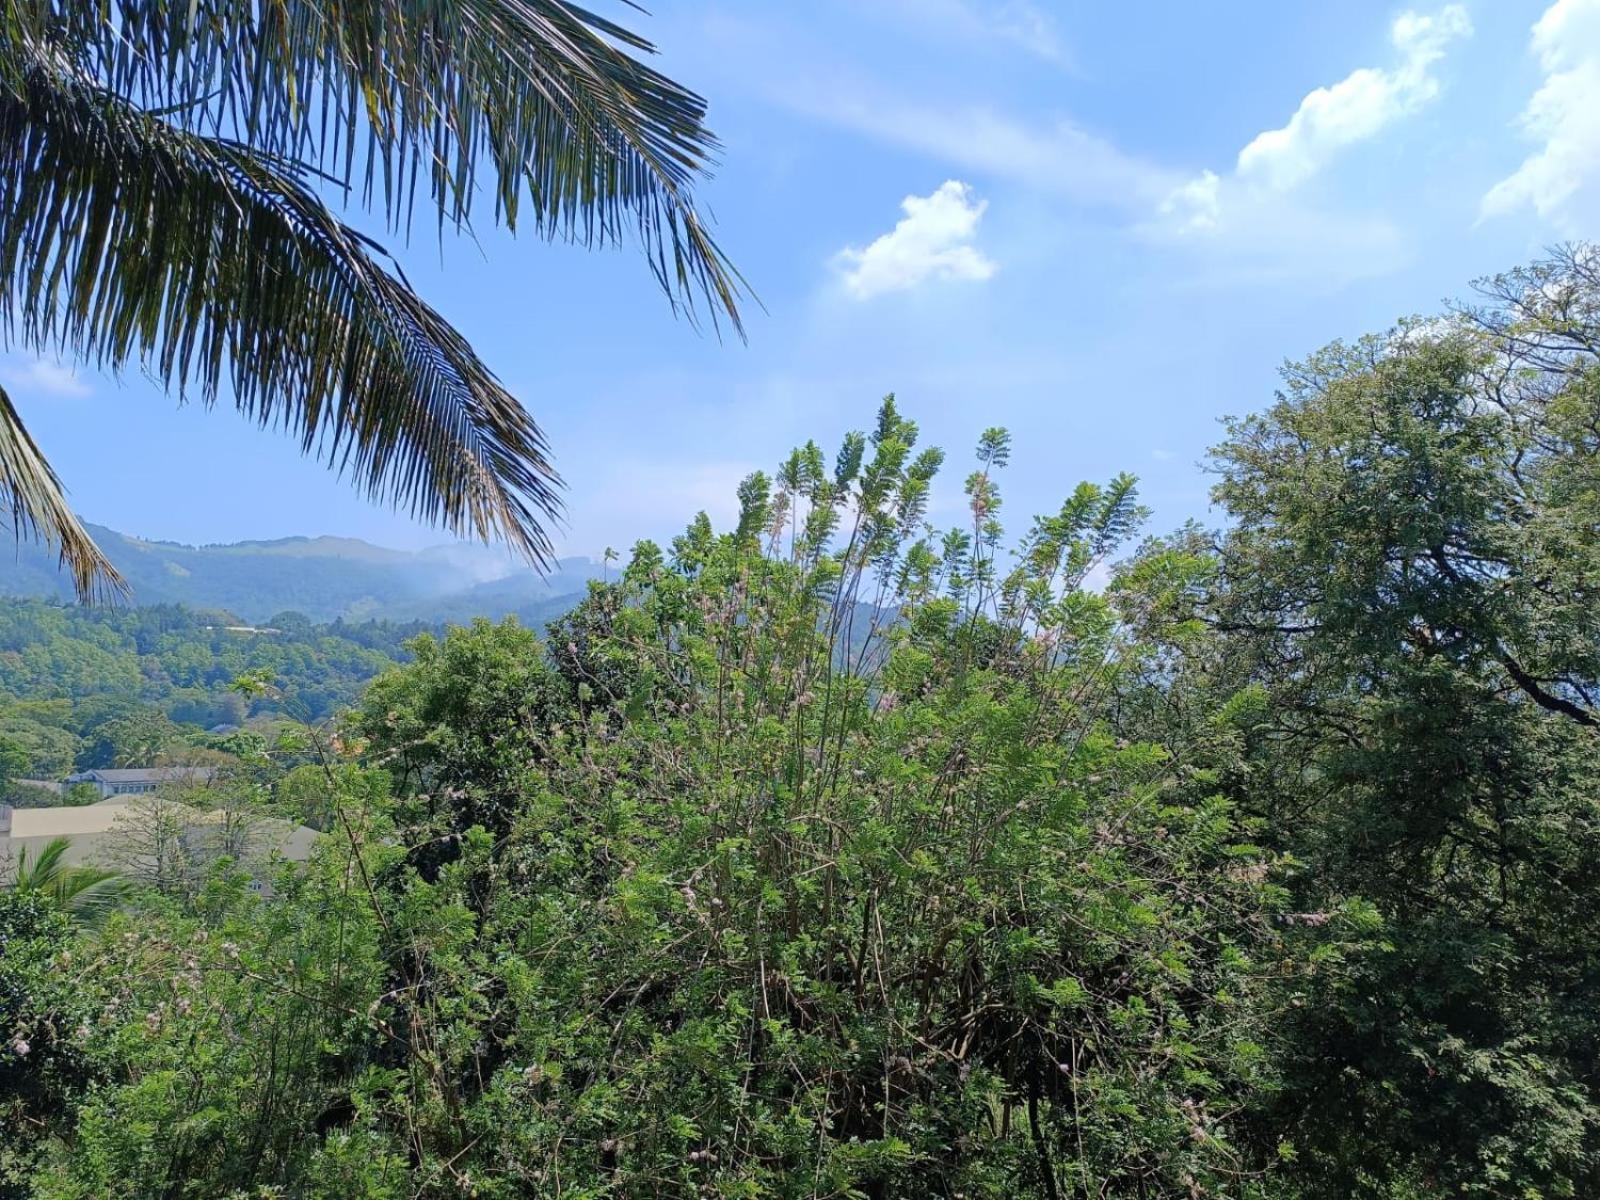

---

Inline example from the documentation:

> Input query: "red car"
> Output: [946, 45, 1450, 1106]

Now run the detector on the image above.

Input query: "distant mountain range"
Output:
[0, 525, 607, 625]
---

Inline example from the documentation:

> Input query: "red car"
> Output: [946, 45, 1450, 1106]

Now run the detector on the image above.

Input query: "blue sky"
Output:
[5, 0, 1598, 561]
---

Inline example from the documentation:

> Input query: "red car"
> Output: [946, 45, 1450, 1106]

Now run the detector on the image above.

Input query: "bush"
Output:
[341, 401, 1285, 1197]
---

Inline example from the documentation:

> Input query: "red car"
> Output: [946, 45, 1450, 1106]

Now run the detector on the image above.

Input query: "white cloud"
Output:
[860, 104, 1178, 208]
[1160, 170, 1222, 234]
[983, 0, 1069, 64]
[835, 181, 998, 299]
[699, 8, 1425, 286]
[1151, 5, 1468, 271]
[1482, 0, 1600, 232]
[877, 106, 1180, 207]
[1236, 5, 1471, 190]
[1083, 561, 1113, 594]
[812, 81, 1401, 286]
[0, 357, 90, 398]
[700, 11, 1181, 210]
[574, 459, 758, 549]
[738, 48, 1179, 211]
[1393, 313, 1469, 348]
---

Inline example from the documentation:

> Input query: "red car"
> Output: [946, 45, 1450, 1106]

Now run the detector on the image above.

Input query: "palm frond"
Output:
[54, 867, 130, 924]
[0, 54, 564, 574]
[13, 836, 129, 926]
[1, 381, 125, 599]
[13, 834, 70, 887]
[6, 0, 749, 333]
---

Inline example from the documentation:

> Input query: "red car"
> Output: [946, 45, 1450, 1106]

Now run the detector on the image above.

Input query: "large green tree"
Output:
[1116, 246, 1600, 1196]
[0, 1, 745, 598]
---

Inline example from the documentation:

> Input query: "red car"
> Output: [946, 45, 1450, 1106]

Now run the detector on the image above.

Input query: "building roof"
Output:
[3, 802, 319, 865]
[8, 801, 300, 839]
[72, 767, 215, 784]
[8, 804, 128, 838]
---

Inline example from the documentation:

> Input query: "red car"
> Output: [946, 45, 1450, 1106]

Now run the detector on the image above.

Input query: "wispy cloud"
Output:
[1160, 6, 1470, 239]
[1482, 0, 1600, 233]
[701, 6, 1441, 287]
[1236, 6, 1471, 191]
[823, 96, 1178, 209]
[881, 0, 1071, 66]
[1, 357, 90, 398]
[835, 181, 998, 299]
[702, 9, 1179, 213]
[1141, 187, 1408, 288]
[1160, 171, 1222, 234]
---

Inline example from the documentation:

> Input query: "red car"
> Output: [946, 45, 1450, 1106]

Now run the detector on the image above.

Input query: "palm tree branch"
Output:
[7, 0, 749, 333]
[0, 54, 564, 579]
[54, 867, 130, 921]
[14, 834, 69, 887]
[0, 380, 125, 599]
[13, 835, 128, 925]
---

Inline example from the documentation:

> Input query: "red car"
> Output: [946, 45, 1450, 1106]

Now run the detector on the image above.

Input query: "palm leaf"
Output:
[5, 0, 749, 332]
[13, 834, 70, 888]
[53, 868, 129, 924]
[0, 52, 564, 571]
[12, 835, 129, 925]
[0, 3, 748, 597]
[1, 381, 125, 598]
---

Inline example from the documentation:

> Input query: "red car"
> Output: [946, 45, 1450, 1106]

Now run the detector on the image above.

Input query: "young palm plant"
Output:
[0, 1, 746, 599]
[10, 836, 128, 925]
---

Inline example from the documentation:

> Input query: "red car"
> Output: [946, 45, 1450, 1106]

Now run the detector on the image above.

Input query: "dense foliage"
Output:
[5, 250, 1600, 1197]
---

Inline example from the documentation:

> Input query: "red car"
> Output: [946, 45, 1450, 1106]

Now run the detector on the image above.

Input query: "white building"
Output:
[63, 767, 218, 799]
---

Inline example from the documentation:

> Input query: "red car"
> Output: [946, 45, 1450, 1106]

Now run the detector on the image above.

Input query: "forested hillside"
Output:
[6, 250, 1600, 1198]
[0, 599, 419, 787]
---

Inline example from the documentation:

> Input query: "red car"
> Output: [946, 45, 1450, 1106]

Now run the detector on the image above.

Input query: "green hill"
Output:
[0, 525, 603, 624]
